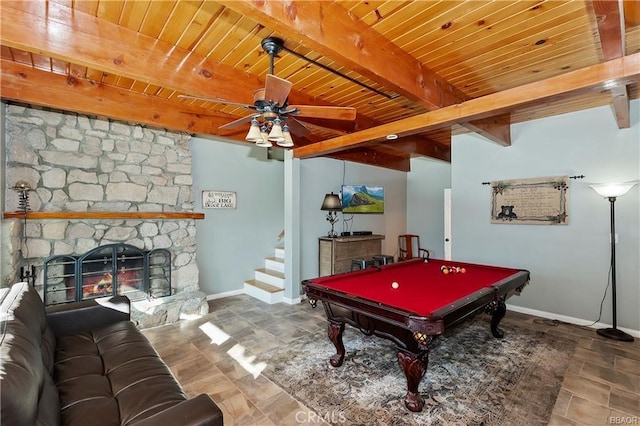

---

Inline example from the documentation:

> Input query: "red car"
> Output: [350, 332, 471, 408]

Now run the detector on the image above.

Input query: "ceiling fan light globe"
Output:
[245, 120, 262, 142]
[276, 140, 294, 148]
[255, 139, 273, 148]
[278, 125, 294, 147]
[268, 119, 285, 142]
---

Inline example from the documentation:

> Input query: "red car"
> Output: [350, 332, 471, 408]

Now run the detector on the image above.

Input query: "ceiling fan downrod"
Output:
[261, 37, 284, 75]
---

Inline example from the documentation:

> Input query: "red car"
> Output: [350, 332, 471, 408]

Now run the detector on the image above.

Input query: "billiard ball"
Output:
[460, 267, 466, 274]
[391, 281, 399, 289]
[441, 265, 449, 274]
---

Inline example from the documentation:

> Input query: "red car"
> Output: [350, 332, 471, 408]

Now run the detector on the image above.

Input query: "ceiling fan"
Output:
[178, 37, 357, 148]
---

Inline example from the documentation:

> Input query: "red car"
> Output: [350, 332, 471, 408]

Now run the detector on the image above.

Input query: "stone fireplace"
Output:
[3, 104, 209, 328]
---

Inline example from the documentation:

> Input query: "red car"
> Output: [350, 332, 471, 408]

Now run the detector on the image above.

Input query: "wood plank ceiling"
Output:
[1, 0, 639, 171]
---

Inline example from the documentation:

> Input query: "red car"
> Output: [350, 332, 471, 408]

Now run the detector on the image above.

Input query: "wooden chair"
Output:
[397, 234, 430, 261]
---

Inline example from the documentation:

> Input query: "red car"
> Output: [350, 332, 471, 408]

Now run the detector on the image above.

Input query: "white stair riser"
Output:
[255, 270, 284, 288]
[265, 258, 284, 273]
[275, 247, 285, 259]
[244, 282, 284, 304]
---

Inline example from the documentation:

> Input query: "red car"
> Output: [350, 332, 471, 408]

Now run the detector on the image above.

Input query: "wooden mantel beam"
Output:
[293, 53, 640, 158]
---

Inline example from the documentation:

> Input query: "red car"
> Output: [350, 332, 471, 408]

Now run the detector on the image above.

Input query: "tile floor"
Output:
[141, 295, 640, 425]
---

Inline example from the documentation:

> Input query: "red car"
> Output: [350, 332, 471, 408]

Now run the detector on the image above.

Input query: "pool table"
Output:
[301, 258, 530, 412]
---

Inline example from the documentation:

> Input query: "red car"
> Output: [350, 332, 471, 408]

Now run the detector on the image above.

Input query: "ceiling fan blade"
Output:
[285, 117, 311, 137]
[178, 94, 256, 110]
[289, 105, 357, 121]
[265, 74, 293, 106]
[219, 114, 258, 130]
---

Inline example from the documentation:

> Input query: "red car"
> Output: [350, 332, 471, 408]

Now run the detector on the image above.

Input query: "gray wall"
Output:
[299, 157, 407, 281]
[407, 157, 452, 259]
[449, 101, 639, 330]
[190, 137, 285, 296]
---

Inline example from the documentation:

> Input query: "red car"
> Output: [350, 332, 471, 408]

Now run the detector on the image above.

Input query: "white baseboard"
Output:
[282, 296, 302, 305]
[507, 304, 640, 338]
[206, 289, 301, 305]
[206, 289, 244, 300]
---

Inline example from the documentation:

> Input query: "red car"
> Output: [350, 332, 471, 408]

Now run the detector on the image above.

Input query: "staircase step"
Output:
[265, 256, 284, 273]
[244, 279, 284, 304]
[254, 268, 284, 288]
[245, 279, 283, 293]
[275, 247, 285, 259]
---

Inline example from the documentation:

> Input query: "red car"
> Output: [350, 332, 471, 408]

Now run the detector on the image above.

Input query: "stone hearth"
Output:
[3, 104, 208, 328]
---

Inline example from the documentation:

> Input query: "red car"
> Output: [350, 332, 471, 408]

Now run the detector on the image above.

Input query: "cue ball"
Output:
[391, 281, 399, 289]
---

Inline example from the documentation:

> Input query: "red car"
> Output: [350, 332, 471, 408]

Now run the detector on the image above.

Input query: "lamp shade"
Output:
[245, 119, 262, 142]
[321, 192, 342, 211]
[268, 118, 285, 142]
[277, 124, 294, 148]
[589, 182, 637, 198]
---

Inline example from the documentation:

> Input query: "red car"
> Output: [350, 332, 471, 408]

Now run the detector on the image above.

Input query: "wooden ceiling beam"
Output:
[0, 2, 257, 106]
[463, 114, 512, 147]
[0, 59, 244, 139]
[381, 135, 451, 163]
[218, 0, 512, 147]
[591, 0, 630, 128]
[0, 1, 376, 133]
[623, 0, 640, 28]
[293, 53, 640, 158]
[217, 0, 465, 111]
[328, 149, 411, 172]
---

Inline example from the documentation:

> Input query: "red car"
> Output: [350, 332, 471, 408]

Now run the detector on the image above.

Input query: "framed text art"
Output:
[490, 176, 569, 225]
[202, 190, 236, 209]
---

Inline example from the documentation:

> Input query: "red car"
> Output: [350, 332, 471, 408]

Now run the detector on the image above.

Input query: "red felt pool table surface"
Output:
[309, 258, 523, 317]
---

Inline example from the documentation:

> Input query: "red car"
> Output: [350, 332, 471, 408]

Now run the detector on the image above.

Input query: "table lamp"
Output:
[321, 192, 342, 238]
[589, 181, 637, 342]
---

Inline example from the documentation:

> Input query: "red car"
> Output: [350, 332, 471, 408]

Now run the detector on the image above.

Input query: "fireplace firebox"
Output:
[43, 243, 171, 306]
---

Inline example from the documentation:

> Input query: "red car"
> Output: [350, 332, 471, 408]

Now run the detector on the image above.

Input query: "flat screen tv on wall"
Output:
[341, 185, 384, 214]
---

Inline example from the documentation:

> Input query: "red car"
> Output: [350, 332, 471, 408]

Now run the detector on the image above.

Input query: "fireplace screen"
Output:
[43, 243, 171, 306]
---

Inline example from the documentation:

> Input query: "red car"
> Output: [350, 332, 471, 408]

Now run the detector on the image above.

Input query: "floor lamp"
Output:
[589, 182, 637, 342]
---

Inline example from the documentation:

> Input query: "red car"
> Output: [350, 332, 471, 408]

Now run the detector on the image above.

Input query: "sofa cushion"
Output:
[10, 281, 57, 375]
[55, 321, 188, 425]
[1, 283, 60, 426]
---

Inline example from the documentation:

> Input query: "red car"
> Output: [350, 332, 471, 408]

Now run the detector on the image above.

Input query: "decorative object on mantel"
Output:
[589, 181, 637, 342]
[12, 181, 36, 286]
[202, 190, 237, 209]
[490, 175, 569, 225]
[321, 192, 342, 238]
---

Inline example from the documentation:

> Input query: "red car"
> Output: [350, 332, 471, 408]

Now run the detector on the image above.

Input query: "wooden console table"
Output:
[318, 234, 385, 276]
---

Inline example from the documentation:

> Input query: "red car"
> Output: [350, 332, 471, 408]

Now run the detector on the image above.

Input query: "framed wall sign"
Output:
[490, 175, 569, 225]
[202, 190, 236, 209]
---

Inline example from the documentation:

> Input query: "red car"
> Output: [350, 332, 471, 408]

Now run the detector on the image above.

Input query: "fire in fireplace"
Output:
[43, 243, 171, 306]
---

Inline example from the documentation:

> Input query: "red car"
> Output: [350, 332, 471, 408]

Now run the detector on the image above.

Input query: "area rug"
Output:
[260, 318, 576, 425]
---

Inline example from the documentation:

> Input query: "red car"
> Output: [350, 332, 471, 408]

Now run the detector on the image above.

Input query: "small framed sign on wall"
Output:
[202, 190, 236, 209]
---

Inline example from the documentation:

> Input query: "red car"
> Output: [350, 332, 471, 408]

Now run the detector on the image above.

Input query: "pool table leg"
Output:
[397, 350, 428, 412]
[490, 299, 507, 338]
[327, 322, 346, 367]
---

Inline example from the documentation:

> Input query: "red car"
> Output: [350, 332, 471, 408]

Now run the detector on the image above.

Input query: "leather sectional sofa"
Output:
[0, 282, 223, 425]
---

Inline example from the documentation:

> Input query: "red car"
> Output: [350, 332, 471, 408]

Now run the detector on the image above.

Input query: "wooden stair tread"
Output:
[255, 268, 285, 279]
[245, 279, 283, 293]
